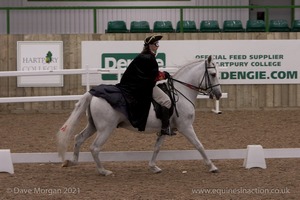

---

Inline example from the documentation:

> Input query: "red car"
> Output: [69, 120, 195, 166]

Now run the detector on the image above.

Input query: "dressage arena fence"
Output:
[1, 147, 300, 174]
[9, 148, 300, 163]
[0, 68, 299, 173]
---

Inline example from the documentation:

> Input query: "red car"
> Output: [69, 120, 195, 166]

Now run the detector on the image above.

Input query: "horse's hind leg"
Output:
[90, 129, 114, 176]
[62, 123, 96, 167]
[181, 126, 218, 173]
[149, 135, 166, 173]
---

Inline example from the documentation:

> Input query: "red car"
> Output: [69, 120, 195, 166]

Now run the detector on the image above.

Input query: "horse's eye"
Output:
[211, 73, 216, 77]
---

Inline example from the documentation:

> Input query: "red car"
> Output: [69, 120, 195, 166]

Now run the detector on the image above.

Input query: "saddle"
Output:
[89, 83, 174, 121]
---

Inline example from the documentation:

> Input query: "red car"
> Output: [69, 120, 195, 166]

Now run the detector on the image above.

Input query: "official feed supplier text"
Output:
[196, 54, 297, 81]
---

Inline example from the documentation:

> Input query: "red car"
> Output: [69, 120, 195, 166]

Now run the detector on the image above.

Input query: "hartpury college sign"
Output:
[17, 41, 63, 87]
[82, 40, 300, 85]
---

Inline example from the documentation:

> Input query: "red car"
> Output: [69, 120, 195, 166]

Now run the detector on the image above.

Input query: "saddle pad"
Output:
[89, 84, 128, 118]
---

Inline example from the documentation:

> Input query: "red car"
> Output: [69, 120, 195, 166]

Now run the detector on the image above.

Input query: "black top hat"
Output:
[144, 34, 163, 45]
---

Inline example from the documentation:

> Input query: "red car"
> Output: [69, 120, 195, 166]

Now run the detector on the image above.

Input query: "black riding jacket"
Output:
[116, 51, 159, 131]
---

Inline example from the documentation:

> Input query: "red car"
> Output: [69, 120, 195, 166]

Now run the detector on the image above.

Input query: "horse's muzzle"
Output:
[216, 94, 222, 100]
[210, 91, 222, 100]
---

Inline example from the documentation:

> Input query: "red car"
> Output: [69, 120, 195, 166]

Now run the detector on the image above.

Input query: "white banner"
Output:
[82, 40, 300, 85]
[17, 41, 63, 87]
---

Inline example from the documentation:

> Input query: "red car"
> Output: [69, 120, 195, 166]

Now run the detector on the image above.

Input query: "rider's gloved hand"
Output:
[163, 71, 171, 79]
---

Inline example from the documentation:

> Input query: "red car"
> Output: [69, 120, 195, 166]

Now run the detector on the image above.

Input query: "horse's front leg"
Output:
[181, 126, 218, 173]
[149, 135, 166, 173]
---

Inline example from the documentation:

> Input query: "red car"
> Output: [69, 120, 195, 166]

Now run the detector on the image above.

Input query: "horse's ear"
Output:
[208, 55, 212, 63]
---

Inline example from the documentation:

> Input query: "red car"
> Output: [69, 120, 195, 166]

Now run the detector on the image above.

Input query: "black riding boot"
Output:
[160, 106, 175, 136]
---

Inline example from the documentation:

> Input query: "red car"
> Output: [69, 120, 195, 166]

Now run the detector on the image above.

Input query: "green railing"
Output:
[1, 5, 300, 34]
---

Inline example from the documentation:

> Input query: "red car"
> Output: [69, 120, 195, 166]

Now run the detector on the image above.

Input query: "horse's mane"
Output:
[174, 59, 205, 76]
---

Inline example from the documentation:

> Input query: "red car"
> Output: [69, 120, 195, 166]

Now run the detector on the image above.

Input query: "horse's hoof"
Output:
[149, 165, 162, 174]
[61, 160, 77, 167]
[98, 169, 113, 176]
[210, 168, 219, 173]
[62, 160, 72, 167]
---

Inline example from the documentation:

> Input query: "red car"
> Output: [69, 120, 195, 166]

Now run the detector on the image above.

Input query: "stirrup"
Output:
[158, 127, 176, 136]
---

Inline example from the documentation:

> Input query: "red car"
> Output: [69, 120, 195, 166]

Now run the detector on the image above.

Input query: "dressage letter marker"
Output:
[0, 149, 14, 174]
[243, 145, 267, 169]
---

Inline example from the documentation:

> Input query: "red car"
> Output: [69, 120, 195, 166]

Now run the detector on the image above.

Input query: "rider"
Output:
[116, 34, 174, 136]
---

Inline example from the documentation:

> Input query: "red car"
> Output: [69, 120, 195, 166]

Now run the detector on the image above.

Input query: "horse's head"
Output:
[171, 56, 222, 101]
[202, 55, 222, 100]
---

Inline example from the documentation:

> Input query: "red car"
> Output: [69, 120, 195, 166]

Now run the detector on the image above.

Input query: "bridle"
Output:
[199, 60, 220, 94]
[171, 60, 219, 95]
[167, 60, 220, 115]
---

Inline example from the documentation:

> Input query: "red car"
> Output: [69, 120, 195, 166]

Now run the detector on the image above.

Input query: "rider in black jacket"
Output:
[116, 34, 174, 136]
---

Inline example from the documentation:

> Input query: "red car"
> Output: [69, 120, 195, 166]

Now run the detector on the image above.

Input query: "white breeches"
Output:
[152, 85, 171, 109]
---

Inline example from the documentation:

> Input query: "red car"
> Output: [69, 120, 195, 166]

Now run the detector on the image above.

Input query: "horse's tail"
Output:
[57, 92, 93, 161]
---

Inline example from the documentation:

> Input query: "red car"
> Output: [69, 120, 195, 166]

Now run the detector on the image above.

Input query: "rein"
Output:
[167, 60, 220, 114]
[170, 78, 209, 95]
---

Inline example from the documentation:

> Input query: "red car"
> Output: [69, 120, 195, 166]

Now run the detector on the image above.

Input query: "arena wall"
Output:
[1, 32, 300, 113]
